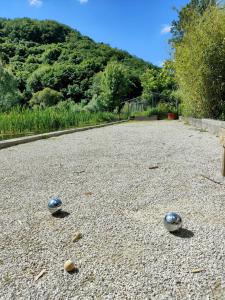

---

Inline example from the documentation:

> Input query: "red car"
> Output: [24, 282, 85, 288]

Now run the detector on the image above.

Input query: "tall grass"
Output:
[0, 107, 126, 140]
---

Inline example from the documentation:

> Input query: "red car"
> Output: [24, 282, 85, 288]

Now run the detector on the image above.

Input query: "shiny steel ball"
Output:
[164, 212, 182, 232]
[48, 197, 62, 214]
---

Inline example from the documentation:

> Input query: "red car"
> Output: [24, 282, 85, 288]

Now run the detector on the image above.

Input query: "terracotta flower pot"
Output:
[168, 112, 177, 120]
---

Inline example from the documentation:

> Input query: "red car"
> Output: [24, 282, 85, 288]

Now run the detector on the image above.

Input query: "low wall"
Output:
[132, 115, 158, 121]
[179, 116, 225, 136]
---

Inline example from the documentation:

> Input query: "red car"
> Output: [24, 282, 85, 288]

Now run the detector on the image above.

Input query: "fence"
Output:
[121, 93, 179, 117]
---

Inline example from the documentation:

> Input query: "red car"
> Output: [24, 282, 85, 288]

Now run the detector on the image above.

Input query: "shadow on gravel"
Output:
[171, 228, 194, 239]
[67, 268, 79, 275]
[52, 210, 70, 218]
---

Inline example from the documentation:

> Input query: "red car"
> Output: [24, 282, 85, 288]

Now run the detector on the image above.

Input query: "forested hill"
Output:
[0, 18, 156, 106]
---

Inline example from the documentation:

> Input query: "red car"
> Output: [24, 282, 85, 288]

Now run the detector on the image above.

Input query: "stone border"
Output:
[0, 120, 128, 150]
[131, 115, 158, 121]
[179, 116, 225, 136]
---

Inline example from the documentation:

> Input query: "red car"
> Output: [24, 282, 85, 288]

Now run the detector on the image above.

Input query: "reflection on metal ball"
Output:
[164, 212, 182, 232]
[48, 197, 62, 214]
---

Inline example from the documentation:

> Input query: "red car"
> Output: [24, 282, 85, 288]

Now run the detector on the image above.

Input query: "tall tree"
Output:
[140, 61, 176, 105]
[170, 0, 217, 46]
[99, 62, 130, 112]
[174, 6, 225, 118]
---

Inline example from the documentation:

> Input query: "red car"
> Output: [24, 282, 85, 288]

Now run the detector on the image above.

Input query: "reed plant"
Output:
[0, 106, 125, 140]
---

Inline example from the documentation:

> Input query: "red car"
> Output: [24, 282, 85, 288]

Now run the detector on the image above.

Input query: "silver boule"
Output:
[48, 197, 62, 214]
[164, 212, 182, 232]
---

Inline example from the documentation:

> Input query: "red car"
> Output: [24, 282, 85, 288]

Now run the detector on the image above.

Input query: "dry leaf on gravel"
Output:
[149, 166, 159, 170]
[74, 170, 85, 174]
[200, 174, 222, 185]
[34, 269, 47, 281]
[191, 268, 205, 273]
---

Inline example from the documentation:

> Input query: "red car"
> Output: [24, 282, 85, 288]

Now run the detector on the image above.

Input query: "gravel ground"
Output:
[1, 120, 225, 300]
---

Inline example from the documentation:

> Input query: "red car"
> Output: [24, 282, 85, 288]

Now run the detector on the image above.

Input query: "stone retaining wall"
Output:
[179, 116, 225, 136]
[132, 115, 158, 121]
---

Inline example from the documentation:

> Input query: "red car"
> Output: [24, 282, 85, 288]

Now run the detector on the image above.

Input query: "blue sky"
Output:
[1, 0, 189, 66]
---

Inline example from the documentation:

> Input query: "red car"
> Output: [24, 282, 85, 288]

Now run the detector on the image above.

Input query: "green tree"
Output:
[174, 6, 225, 118]
[141, 61, 176, 104]
[141, 69, 160, 101]
[0, 17, 155, 107]
[98, 62, 130, 112]
[0, 63, 21, 111]
[42, 46, 62, 64]
[170, 0, 217, 46]
[29, 87, 63, 108]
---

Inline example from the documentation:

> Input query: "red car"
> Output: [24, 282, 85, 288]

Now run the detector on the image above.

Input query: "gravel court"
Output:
[1, 120, 225, 299]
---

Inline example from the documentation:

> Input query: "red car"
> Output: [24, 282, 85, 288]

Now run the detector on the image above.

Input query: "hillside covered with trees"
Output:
[0, 17, 160, 112]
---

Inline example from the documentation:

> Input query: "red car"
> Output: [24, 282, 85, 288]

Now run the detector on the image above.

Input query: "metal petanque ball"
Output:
[164, 212, 182, 232]
[48, 197, 63, 214]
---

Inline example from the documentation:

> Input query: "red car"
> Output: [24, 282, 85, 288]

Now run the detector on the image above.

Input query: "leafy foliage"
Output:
[29, 87, 63, 108]
[170, 0, 217, 46]
[174, 6, 225, 118]
[0, 18, 156, 112]
[0, 63, 21, 111]
[0, 106, 123, 138]
[0, 18, 71, 44]
[141, 61, 177, 105]
[97, 62, 130, 112]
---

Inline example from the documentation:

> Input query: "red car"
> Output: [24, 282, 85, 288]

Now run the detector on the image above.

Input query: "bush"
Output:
[29, 87, 63, 108]
[98, 62, 130, 112]
[84, 94, 104, 112]
[42, 47, 62, 64]
[56, 100, 84, 112]
[0, 63, 21, 112]
[147, 103, 177, 119]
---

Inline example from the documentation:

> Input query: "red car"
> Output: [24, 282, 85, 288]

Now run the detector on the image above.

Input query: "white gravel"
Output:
[1, 120, 225, 300]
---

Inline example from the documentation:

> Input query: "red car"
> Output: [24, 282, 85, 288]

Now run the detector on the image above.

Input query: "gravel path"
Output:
[1, 120, 225, 300]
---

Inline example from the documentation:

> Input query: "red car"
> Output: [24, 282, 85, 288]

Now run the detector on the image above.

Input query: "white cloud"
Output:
[161, 25, 171, 35]
[29, 0, 43, 7]
[78, 0, 88, 4]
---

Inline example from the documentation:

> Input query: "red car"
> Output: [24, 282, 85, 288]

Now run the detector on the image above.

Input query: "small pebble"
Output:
[64, 260, 76, 272]
[72, 232, 82, 242]
[84, 192, 93, 196]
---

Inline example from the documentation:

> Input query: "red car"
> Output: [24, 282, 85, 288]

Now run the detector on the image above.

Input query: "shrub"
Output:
[85, 94, 104, 112]
[29, 87, 63, 108]
[98, 62, 130, 112]
[0, 63, 21, 112]
[147, 102, 177, 119]
[56, 100, 84, 112]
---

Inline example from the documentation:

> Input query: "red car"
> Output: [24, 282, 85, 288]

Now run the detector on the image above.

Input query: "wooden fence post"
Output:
[222, 147, 225, 177]
[220, 130, 225, 177]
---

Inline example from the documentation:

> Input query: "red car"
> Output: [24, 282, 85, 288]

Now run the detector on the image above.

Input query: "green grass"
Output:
[0, 107, 127, 140]
[130, 103, 178, 119]
[131, 110, 150, 117]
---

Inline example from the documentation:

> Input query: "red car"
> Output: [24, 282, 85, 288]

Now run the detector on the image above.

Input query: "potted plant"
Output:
[167, 106, 178, 120]
[168, 112, 177, 120]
